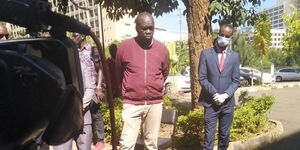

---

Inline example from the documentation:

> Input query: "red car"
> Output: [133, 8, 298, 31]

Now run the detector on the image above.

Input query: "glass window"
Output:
[89, 10, 94, 17]
[241, 69, 250, 73]
[279, 5, 284, 9]
[269, 9, 273, 13]
[90, 22, 94, 28]
[80, 13, 84, 19]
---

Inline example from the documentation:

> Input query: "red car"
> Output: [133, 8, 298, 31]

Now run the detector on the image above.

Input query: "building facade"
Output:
[6, 0, 187, 46]
[258, 0, 299, 48]
[7, 0, 137, 46]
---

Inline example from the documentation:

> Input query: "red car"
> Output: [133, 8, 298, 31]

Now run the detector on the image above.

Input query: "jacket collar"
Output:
[211, 47, 232, 72]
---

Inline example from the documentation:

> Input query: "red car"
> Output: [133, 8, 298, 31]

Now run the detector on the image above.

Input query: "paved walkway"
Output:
[248, 87, 300, 150]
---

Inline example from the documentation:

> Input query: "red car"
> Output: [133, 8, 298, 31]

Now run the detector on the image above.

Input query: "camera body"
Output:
[0, 38, 84, 149]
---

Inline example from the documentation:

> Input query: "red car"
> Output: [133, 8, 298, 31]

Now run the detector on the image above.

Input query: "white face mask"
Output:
[217, 35, 231, 48]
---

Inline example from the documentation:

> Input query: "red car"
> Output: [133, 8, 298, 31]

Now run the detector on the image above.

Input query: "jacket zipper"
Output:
[144, 49, 147, 102]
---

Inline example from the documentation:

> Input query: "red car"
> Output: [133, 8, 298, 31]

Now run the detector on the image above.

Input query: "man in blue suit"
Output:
[198, 24, 240, 150]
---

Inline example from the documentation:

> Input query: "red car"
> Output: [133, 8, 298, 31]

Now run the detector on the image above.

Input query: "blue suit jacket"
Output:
[198, 47, 240, 107]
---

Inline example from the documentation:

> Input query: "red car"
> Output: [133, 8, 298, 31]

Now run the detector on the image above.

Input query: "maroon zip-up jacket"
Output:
[115, 38, 170, 105]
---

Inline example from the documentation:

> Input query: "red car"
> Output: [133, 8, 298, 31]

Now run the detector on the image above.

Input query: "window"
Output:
[279, 5, 284, 9]
[269, 9, 273, 13]
[280, 69, 295, 72]
[89, 10, 94, 17]
[279, 18, 283, 22]
[90, 21, 94, 28]
[80, 13, 84, 19]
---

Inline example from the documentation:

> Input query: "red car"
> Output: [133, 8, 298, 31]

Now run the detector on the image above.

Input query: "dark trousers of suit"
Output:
[203, 105, 234, 150]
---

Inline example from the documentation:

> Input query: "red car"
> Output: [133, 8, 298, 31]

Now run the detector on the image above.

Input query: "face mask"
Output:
[217, 35, 231, 48]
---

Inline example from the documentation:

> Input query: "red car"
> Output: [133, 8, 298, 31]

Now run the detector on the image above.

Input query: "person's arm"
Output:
[82, 53, 97, 111]
[162, 47, 170, 81]
[115, 45, 124, 97]
[95, 63, 105, 100]
[198, 51, 218, 96]
[224, 54, 240, 97]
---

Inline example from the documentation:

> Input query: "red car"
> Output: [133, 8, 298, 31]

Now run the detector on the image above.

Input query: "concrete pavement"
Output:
[248, 87, 300, 150]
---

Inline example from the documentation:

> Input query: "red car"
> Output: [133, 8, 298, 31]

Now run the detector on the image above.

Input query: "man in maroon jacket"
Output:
[115, 12, 170, 150]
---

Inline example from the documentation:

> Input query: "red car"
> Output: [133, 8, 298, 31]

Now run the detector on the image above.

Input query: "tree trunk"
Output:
[185, 0, 213, 109]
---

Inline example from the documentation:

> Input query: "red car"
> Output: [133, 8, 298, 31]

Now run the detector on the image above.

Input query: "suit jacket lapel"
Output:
[210, 48, 220, 72]
[223, 49, 232, 71]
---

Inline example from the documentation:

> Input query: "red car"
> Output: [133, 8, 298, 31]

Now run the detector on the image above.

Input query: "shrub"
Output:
[176, 108, 205, 149]
[230, 94, 275, 140]
[174, 93, 275, 148]
[99, 97, 123, 143]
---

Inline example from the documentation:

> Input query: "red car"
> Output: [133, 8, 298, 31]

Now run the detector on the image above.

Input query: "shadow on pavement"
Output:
[256, 130, 300, 150]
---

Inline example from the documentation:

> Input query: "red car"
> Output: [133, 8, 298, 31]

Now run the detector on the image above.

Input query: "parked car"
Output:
[164, 67, 191, 93]
[240, 69, 260, 86]
[240, 67, 275, 84]
[275, 68, 300, 81]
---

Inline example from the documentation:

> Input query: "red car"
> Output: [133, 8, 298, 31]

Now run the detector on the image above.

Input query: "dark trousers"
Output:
[90, 100, 105, 142]
[203, 105, 234, 150]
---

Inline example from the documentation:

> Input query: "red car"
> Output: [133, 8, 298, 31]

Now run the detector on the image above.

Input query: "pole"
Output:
[178, 8, 182, 41]
[99, 4, 105, 55]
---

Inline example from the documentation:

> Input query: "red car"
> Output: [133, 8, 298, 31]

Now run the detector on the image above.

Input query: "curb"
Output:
[213, 120, 283, 150]
[238, 82, 300, 94]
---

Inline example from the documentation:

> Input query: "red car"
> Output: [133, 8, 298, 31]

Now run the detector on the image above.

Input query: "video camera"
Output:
[0, 0, 92, 149]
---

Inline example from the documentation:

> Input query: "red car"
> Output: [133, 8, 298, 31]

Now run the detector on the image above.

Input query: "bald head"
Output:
[135, 12, 154, 47]
[135, 12, 154, 26]
[0, 24, 9, 40]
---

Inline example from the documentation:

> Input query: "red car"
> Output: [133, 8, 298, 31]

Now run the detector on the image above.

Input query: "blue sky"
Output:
[154, 0, 277, 33]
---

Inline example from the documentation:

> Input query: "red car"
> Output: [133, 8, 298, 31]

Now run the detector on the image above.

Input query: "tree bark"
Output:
[185, 0, 213, 109]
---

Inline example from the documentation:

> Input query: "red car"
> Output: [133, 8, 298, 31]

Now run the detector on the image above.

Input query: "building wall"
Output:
[64, 0, 136, 46]
[258, 4, 285, 29]
[270, 29, 285, 49]
[257, 0, 299, 48]
[7, 0, 136, 46]
[6, 0, 187, 45]
[154, 28, 188, 44]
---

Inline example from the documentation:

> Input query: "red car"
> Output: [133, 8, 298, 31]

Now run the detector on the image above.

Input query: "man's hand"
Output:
[213, 93, 222, 105]
[214, 93, 229, 105]
[95, 87, 105, 100]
